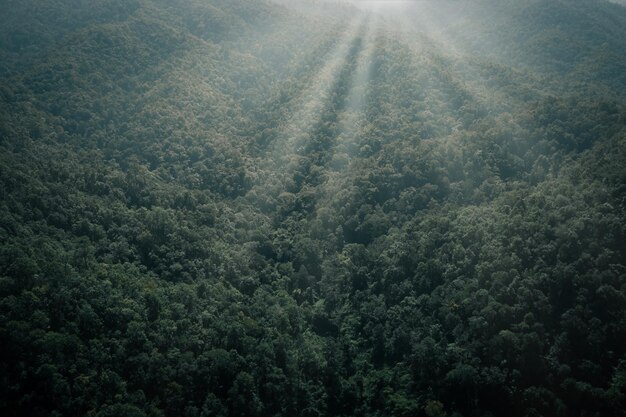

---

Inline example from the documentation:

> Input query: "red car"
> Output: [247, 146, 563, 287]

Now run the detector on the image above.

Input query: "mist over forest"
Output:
[1, 0, 626, 416]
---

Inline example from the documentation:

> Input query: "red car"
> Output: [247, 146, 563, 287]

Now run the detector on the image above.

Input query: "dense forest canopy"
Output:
[1, 0, 625, 416]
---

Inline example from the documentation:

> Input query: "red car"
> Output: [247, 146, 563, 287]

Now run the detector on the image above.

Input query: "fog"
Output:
[346, 0, 413, 12]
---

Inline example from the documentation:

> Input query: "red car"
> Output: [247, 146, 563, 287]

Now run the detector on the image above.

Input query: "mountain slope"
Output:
[1, 1, 625, 416]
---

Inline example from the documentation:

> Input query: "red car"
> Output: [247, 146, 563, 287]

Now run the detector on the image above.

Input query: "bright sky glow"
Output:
[347, 0, 413, 12]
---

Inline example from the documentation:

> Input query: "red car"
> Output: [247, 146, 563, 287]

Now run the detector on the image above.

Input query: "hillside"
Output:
[1, 0, 625, 416]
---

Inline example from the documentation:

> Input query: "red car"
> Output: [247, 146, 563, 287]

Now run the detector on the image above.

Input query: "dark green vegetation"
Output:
[1, 0, 626, 416]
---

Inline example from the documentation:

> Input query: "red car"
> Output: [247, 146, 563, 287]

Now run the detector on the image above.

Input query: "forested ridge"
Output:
[1, 0, 625, 416]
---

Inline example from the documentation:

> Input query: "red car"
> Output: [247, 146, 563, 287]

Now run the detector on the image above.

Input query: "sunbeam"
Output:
[327, 15, 380, 170]
[248, 15, 369, 201]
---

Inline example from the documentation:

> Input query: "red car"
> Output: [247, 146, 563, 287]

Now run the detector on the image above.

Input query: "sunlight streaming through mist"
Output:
[249, 16, 369, 198]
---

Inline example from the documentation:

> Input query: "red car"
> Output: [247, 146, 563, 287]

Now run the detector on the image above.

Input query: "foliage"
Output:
[1, 0, 625, 416]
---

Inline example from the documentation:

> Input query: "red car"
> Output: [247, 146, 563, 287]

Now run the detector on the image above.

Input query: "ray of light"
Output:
[278, 20, 367, 159]
[391, 2, 541, 114]
[246, 15, 369, 201]
[307, 16, 388, 223]
[331, 14, 381, 161]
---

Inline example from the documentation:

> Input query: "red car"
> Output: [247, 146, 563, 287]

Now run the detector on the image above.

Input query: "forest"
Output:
[1, 0, 625, 416]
